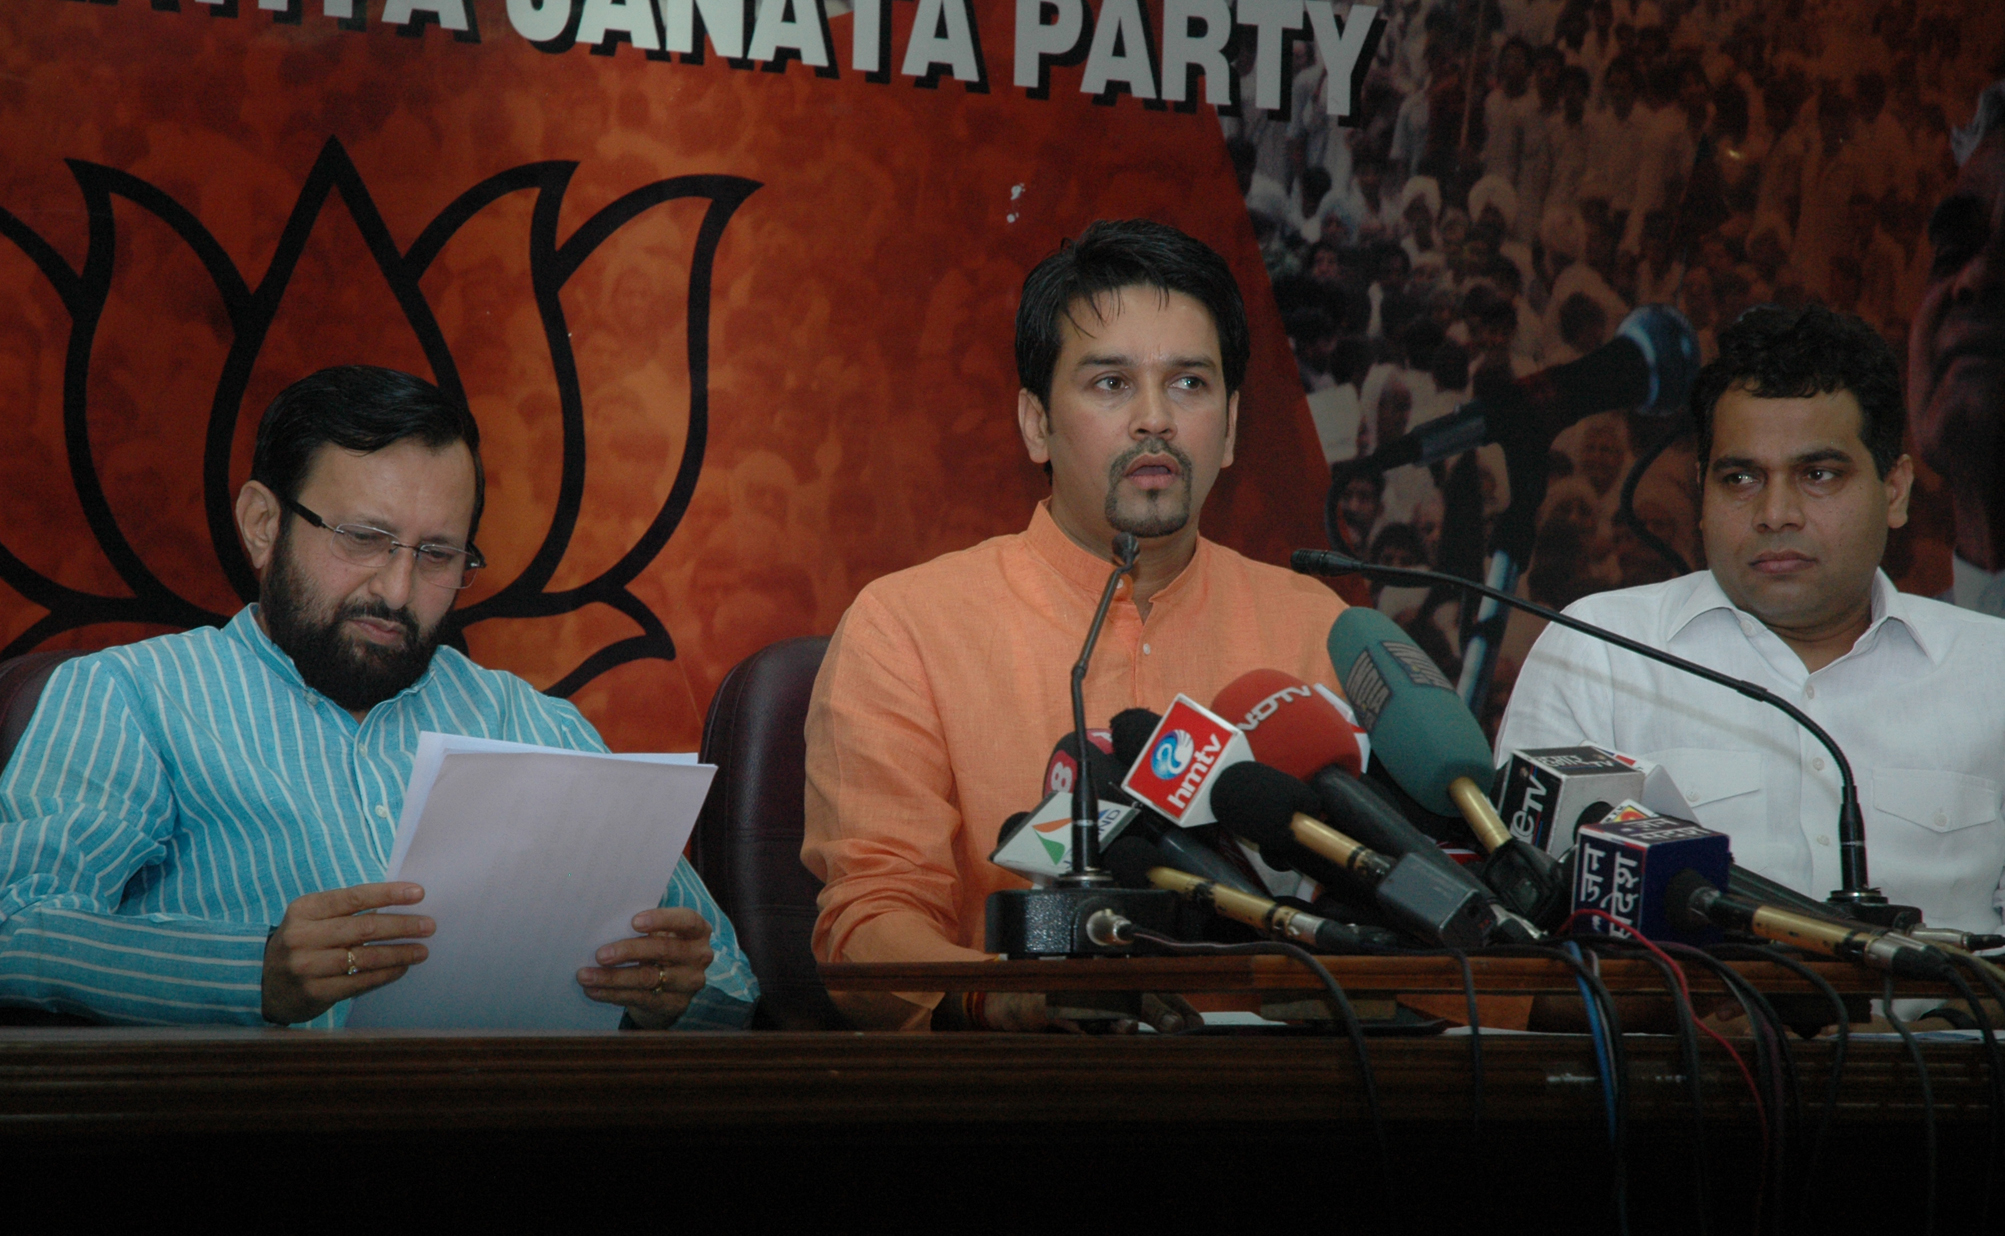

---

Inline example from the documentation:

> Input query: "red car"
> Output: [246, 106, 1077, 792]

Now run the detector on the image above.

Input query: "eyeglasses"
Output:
[281, 497, 485, 590]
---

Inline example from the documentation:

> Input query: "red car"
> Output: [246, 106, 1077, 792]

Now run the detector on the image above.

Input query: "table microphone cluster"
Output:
[982, 537, 1997, 977]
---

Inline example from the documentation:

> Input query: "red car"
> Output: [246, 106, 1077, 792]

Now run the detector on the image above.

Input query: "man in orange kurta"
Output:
[803, 220, 1349, 1031]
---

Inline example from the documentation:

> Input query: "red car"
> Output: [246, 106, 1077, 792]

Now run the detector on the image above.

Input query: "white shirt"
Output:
[1496, 570, 2005, 932]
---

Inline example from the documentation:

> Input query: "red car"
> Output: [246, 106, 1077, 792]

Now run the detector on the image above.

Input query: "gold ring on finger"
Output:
[346, 948, 358, 977]
[652, 963, 670, 994]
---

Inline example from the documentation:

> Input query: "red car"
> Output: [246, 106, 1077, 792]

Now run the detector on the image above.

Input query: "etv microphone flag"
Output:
[1119, 694, 1254, 827]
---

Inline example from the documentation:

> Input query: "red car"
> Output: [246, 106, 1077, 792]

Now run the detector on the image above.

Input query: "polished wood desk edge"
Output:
[0, 1029, 1986, 1135]
[819, 955, 1943, 997]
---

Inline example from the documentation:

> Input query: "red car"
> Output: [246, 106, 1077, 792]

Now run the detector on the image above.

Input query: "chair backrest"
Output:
[0, 651, 82, 776]
[689, 636, 845, 1030]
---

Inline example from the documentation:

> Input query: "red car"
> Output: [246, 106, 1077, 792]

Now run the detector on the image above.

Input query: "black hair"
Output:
[253, 364, 486, 539]
[1015, 219, 1251, 410]
[1690, 303, 1905, 477]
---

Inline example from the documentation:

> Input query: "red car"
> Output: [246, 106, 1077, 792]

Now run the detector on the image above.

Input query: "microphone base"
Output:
[1825, 890, 1923, 932]
[985, 888, 1180, 959]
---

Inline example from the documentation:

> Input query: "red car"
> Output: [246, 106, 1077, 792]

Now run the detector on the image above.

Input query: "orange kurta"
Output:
[803, 500, 1349, 1028]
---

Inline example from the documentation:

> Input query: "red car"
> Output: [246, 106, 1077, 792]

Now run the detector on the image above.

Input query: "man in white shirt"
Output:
[1498, 304, 2005, 932]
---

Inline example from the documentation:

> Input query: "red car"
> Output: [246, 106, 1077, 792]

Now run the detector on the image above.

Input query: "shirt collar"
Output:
[1022, 499, 1209, 606]
[1664, 568, 1936, 663]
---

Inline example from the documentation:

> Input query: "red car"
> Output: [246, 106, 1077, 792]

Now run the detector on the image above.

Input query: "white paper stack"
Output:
[345, 733, 715, 1032]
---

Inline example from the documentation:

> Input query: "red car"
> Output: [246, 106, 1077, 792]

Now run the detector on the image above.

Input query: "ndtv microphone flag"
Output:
[1119, 695, 1253, 828]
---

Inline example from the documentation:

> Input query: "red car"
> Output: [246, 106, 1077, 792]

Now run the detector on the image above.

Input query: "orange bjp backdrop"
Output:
[0, 0, 1334, 751]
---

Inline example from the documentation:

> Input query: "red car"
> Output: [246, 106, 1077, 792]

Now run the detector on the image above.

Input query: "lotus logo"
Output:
[1150, 730, 1195, 781]
[0, 137, 757, 696]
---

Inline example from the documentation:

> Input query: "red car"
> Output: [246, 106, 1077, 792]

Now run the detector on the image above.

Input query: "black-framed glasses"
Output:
[281, 497, 486, 590]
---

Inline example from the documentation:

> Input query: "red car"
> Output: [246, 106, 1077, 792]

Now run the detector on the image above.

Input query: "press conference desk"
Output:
[0, 960, 1992, 1228]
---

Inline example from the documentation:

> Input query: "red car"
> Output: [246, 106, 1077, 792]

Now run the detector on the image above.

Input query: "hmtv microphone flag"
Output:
[1121, 694, 1253, 828]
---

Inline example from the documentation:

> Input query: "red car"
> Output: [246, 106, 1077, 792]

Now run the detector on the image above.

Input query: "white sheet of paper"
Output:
[345, 733, 713, 1031]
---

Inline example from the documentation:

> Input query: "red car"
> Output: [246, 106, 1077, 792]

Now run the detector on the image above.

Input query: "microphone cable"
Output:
[1487, 942, 1632, 1236]
[1128, 929, 1391, 1197]
[1879, 977, 1938, 1236]
[1935, 957, 2003, 1227]
[1661, 942, 1798, 1233]
[1563, 940, 1620, 1144]
[1564, 916, 1714, 1236]
[1709, 943, 1854, 1228]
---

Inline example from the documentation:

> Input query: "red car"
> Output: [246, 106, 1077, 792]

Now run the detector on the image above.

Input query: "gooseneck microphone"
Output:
[1293, 549, 1915, 929]
[1064, 532, 1140, 884]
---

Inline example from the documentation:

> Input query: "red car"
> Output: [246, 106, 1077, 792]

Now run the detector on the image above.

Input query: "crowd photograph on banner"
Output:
[1238, 0, 2001, 730]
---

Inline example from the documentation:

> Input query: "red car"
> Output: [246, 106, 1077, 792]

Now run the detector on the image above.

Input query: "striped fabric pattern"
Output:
[0, 606, 757, 1029]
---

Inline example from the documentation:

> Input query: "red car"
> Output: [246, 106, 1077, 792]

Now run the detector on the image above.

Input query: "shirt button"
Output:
[375, 805, 391, 819]
[1811, 758, 1825, 772]
[1935, 810, 1949, 827]
[1142, 643, 1152, 655]
[1817, 835, 1831, 846]
[1804, 684, 1816, 700]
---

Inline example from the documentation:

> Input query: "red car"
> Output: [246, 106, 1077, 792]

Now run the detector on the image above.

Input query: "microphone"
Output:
[1116, 694, 1255, 828]
[990, 792, 1138, 882]
[1673, 870, 1953, 980]
[1495, 746, 1647, 855]
[1292, 614, 1571, 923]
[1063, 532, 1140, 880]
[1294, 549, 1919, 931]
[984, 535, 1183, 958]
[1334, 305, 1699, 480]
[1063, 731, 1269, 898]
[1211, 669, 1366, 778]
[1210, 762, 1499, 949]
[1042, 728, 1114, 797]
[1103, 834, 1392, 953]
[1575, 813, 1952, 977]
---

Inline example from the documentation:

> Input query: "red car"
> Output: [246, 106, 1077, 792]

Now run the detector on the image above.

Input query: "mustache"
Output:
[1108, 436, 1194, 483]
[338, 599, 421, 644]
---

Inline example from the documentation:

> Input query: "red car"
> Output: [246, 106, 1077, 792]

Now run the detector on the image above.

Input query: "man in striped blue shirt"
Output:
[0, 366, 757, 1029]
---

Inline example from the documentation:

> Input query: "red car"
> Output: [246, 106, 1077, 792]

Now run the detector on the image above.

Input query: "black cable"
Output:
[1709, 943, 1852, 1227]
[1129, 930, 1390, 1192]
[1882, 974, 1938, 1236]
[1486, 943, 1631, 1236]
[1659, 943, 1794, 1232]
[1938, 961, 2002, 1228]
[1578, 937, 1710, 1236]
[1454, 949, 1484, 1145]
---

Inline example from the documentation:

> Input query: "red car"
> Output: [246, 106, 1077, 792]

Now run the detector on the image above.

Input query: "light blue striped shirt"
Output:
[0, 607, 757, 1029]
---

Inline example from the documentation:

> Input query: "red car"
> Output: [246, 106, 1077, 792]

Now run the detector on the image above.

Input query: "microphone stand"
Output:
[984, 534, 1180, 959]
[1292, 547, 1920, 930]
[1063, 533, 1139, 885]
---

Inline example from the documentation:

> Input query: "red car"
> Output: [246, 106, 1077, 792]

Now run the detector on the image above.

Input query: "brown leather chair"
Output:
[689, 636, 848, 1030]
[0, 650, 82, 774]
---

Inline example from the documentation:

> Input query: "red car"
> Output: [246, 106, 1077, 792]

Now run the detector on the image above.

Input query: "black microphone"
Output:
[1294, 548, 1919, 930]
[1064, 533, 1139, 882]
[1671, 870, 1953, 980]
[1210, 762, 1499, 949]
[1103, 834, 1393, 953]
[1334, 305, 1699, 480]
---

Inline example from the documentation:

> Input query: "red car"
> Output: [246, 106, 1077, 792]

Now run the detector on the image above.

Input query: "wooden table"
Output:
[0, 953, 1991, 1228]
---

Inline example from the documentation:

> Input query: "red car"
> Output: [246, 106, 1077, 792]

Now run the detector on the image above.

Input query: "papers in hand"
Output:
[345, 733, 716, 1032]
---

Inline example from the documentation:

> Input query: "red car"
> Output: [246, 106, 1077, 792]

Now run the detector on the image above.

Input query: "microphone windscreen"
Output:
[1211, 668, 1365, 779]
[1326, 607, 1493, 815]
[1043, 729, 1115, 797]
[1209, 761, 1321, 851]
[1103, 833, 1166, 890]
[1110, 708, 1163, 769]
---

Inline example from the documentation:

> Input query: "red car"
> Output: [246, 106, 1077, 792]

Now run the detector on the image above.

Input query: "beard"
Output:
[1104, 436, 1197, 539]
[260, 529, 443, 713]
